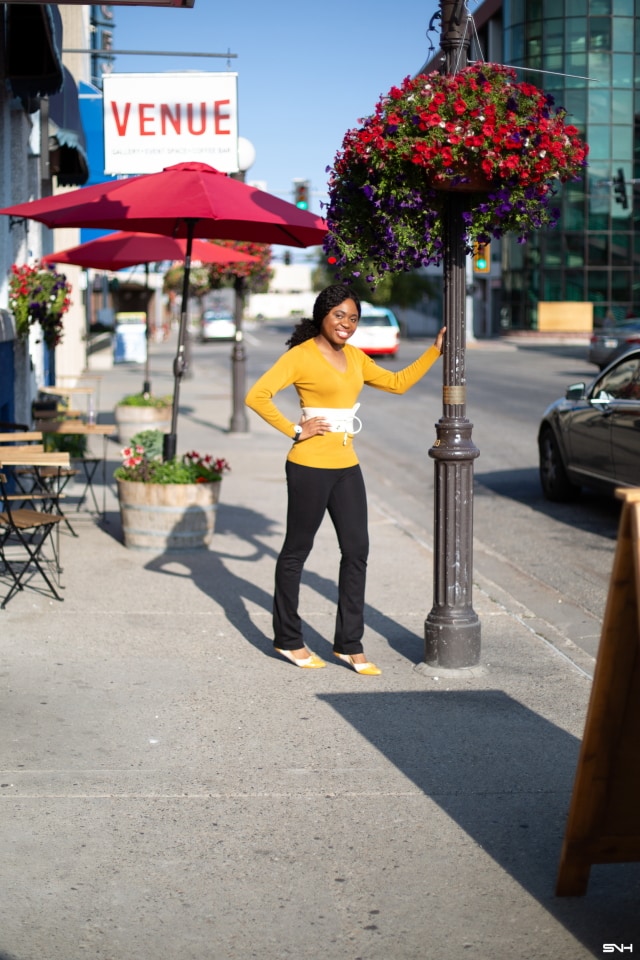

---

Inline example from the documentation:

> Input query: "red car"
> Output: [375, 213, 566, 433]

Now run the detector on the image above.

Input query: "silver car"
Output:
[587, 319, 640, 369]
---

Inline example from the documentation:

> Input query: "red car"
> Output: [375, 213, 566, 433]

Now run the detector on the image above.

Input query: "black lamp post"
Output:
[423, 0, 482, 669]
[229, 274, 249, 432]
[228, 138, 256, 434]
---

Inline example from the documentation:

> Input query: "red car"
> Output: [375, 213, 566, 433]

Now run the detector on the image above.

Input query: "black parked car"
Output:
[538, 348, 640, 501]
[587, 319, 640, 369]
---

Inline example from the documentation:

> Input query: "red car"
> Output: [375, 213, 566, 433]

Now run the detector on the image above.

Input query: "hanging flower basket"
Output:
[8, 262, 72, 348]
[324, 63, 589, 283]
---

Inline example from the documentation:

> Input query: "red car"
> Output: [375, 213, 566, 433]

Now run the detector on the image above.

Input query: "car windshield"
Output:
[593, 356, 640, 400]
[359, 315, 393, 327]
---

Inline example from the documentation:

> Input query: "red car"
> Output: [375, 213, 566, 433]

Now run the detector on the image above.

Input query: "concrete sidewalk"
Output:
[1, 338, 638, 960]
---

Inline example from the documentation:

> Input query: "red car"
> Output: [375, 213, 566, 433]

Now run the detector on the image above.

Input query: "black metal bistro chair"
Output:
[0, 452, 71, 608]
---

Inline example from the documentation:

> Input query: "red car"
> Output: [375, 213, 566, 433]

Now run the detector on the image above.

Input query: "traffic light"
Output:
[473, 242, 491, 274]
[293, 180, 310, 210]
[613, 168, 628, 209]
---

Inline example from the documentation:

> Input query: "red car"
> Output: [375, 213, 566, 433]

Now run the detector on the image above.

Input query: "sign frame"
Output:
[103, 72, 239, 175]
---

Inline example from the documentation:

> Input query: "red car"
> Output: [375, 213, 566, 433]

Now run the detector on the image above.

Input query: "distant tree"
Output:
[204, 240, 273, 294]
[163, 241, 273, 301]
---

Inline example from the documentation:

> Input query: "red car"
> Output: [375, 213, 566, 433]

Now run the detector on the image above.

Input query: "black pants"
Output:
[273, 462, 369, 655]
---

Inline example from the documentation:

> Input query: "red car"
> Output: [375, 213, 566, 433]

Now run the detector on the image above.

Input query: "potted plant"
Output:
[8, 262, 72, 348]
[324, 63, 589, 283]
[114, 392, 173, 446]
[113, 429, 230, 551]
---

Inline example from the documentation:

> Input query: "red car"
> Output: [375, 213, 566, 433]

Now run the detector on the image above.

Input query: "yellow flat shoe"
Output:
[334, 652, 381, 676]
[275, 648, 326, 669]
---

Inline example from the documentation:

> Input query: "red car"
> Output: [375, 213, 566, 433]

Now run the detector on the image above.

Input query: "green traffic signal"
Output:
[293, 180, 310, 210]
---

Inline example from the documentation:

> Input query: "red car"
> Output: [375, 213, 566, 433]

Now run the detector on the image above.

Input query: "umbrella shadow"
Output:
[142, 502, 427, 664]
[318, 689, 640, 954]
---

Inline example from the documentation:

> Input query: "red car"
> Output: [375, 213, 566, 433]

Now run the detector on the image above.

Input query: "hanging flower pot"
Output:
[324, 63, 589, 283]
[8, 262, 72, 348]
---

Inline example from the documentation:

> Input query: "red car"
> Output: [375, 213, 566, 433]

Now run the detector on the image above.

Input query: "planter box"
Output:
[114, 404, 172, 446]
[117, 478, 221, 551]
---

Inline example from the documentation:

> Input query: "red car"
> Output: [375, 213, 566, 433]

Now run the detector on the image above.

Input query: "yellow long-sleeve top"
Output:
[245, 338, 441, 469]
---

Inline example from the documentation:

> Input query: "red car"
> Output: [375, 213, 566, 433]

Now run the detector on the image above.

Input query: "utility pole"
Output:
[423, 0, 482, 670]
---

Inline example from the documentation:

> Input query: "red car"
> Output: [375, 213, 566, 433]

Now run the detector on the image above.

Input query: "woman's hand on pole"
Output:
[435, 326, 446, 353]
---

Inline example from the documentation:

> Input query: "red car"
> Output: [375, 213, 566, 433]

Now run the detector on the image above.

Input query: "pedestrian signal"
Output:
[293, 180, 310, 210]
[473, 242, 491, 274]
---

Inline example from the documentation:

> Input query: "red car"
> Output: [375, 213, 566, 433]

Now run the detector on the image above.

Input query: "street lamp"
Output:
[229, 137, 256, 433]
[423, 0, 482, 670]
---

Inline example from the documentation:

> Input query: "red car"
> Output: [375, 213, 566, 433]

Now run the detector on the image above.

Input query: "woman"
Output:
[245, 284, 445, 675]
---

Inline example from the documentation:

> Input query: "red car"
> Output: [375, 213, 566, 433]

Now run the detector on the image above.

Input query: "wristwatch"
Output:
[292, 425, 303, 442]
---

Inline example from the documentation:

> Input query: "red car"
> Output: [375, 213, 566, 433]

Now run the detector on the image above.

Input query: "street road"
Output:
[196, 324, 620, 669]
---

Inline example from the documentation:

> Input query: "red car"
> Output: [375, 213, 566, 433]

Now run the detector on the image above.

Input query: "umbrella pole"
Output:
[143, 262, 151, 395]
[163, 218, 196, 462]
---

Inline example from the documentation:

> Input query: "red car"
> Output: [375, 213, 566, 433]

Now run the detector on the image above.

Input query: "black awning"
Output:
[5, 3, 64, 103]
[49, 66, 89, 186]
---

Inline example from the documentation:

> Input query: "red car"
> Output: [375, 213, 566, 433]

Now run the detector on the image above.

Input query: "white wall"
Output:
[247, 291, 316, 320]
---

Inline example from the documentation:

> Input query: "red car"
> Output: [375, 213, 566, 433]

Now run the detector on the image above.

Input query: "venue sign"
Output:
[103, 73, 238, 175]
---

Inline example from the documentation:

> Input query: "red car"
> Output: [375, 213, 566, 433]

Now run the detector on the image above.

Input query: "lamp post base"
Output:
[424, 610, 481, 669]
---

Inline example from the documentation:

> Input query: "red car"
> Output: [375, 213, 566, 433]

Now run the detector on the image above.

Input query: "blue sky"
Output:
[112, 0, 441, 217]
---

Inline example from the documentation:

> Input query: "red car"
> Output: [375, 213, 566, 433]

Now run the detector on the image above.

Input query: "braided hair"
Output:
[286, 284, 361, 349]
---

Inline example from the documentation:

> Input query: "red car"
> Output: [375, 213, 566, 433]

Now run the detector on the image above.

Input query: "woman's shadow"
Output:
[143, 501, 425, 663]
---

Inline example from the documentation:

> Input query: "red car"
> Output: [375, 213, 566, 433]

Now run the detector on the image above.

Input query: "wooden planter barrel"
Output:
[114, 404, 173, 446]
[117, 478, 221, 551]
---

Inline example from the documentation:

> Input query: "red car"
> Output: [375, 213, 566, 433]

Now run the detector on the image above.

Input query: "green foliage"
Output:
[114, 429, 231, 485]
[117, 393, 172, 408]
[44, 432, 88, 458]
[162, 242, 273, 298]
[129, 429, 164, 460]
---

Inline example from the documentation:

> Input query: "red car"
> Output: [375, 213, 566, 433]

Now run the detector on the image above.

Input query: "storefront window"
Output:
[589, 87, 612, 121]
[588, 51, 612, 82]
[587, 124, 610, 160]
[590, 17, 612, 50]
[613, 16, 635, 50]
[543, 271, 564, 299]
[565, 271, 587, 298]
[610, 267, 632, 299]
[612, 52, 634, 85]
[587, 235, 610, 264]
[611, 88, 633, 122]
[566, 234, 586, 267]
[611, 231, 632, 266]
[492, 0, 639, 332]
[564, 89, 587, 124]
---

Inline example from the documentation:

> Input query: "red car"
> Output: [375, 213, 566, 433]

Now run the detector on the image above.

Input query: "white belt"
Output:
[302, 404, 362, 445]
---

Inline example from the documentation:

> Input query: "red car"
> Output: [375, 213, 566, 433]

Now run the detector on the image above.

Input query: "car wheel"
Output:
[538, 426, 579, 502]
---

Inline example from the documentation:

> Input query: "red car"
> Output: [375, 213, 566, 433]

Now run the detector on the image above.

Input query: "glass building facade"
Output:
[500, 0, 639, 329]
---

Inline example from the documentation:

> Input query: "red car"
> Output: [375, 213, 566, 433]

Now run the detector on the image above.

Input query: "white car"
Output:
[201, 311, 236, 342]
[349, 304, 400, 357]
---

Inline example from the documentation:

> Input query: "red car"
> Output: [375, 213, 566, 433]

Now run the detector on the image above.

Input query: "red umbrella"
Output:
[1, 162, 327, 455]
[1, 161, 326, 245]
[42, 231, 260, 395]
[41, 231, 260, 270]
